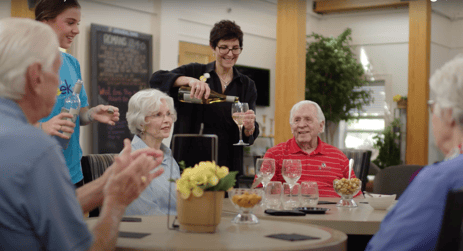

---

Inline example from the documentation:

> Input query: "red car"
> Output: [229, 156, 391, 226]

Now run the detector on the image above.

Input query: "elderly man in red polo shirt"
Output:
[264, 100, 358, 197]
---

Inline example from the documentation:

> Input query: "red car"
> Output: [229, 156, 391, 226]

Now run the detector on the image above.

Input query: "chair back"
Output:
[435, 188, 463, 251]
[81, 153, 117, 217]
[81, 154, 117, 184]
[372, 164, 423, 198]
[340, 149, 372, 191]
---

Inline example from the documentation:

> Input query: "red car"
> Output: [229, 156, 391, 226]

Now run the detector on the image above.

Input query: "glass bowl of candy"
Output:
[228, 188, 263, 224]
[333, 178, 362, 208]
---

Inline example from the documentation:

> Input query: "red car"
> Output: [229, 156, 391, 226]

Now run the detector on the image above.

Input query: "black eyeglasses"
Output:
[217, 46, 243, 55]
[427, 100, 435, 113]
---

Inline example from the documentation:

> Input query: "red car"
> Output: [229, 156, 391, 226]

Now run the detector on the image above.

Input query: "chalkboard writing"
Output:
[91, 24, 152, 153]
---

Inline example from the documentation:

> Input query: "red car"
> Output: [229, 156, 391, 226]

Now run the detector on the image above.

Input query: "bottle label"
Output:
[60, 107, 79, 138]
[183, 94, 203, 104]
[226, 96, 238, 103]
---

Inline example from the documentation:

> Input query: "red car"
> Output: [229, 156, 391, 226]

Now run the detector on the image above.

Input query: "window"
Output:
[344, 80, 389, 158]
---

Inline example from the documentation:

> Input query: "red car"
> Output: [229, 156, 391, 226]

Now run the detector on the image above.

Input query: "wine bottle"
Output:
[56, 80, 82, 149]
[178, 86, 238, 104]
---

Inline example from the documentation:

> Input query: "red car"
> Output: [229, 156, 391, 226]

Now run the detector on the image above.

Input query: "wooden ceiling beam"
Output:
[314, 0, 409, 14]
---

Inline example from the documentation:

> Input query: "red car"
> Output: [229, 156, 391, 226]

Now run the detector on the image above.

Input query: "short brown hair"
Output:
[35, 0, 81, 21]
[209, 20, 243, 49]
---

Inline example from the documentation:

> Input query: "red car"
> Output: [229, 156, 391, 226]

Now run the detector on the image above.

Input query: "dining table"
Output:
[222, 197, 394, 235]
[85, 215, 347, 251]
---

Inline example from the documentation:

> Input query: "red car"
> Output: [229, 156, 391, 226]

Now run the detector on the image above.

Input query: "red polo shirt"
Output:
[264, 137, 358, 197]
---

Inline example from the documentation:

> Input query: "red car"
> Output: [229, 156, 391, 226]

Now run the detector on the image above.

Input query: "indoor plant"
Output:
[305, 28, 372, 145]
[372, 118, 402, 169]
[175, 161, 237, 233]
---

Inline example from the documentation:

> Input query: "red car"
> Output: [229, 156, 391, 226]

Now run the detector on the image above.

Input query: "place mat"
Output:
[119, 231, 151, 239]
[266, 233, 321, 242]
[121, 217, 142, 222]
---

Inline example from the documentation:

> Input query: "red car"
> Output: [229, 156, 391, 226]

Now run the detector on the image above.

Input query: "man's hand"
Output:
[41, 113, 75, 139]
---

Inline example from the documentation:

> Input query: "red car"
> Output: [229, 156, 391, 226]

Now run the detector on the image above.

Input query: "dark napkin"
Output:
[266, 233, 321, 242]
[119, 231, 150, 239]
[121, 217, 142, 222]
[318, 201, 337, 205]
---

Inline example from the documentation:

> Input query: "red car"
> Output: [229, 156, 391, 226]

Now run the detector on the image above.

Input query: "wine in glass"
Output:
[232, 102, 249, 146]
[282, 159, 302, 206]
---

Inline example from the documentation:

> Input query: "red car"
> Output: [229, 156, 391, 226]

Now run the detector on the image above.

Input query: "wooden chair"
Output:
[81, 153, 117, 217]
[435, 188, 463, 251]
[340, 149, 372, 191]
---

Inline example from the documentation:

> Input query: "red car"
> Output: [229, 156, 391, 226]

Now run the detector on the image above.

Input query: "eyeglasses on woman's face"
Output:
[217, 46, 242, 55]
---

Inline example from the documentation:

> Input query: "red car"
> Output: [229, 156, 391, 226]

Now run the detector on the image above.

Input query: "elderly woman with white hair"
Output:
[123, 88, 181, 215]
[366, 56, 463, 251]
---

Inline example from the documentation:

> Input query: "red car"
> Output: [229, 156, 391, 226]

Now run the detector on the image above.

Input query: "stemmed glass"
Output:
[232, 102, 249, 146]
[256, 158, 275, 190]
[282, 159, 302, 206]
[256, 158, 275, 205]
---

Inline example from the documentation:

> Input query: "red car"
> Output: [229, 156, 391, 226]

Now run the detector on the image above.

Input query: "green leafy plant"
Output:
[305, 28, 372, 143]
[372, 119, 402, 169]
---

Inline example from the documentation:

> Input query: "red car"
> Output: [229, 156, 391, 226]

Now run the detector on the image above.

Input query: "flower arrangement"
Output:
[393, 94, 407, 102]
[393, 95, 407, 109]
[176, 161, 238, 199]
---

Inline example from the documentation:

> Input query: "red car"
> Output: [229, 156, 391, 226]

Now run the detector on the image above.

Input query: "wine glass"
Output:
[232, 102, 249, 146]
[256, 158, 275, 205]
[282, 159, 302, 205]
[255, 158, 275, 189]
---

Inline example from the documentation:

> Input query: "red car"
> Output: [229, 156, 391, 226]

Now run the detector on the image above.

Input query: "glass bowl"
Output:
[228, 188, 263, 224]
[333, 178, 362, 208]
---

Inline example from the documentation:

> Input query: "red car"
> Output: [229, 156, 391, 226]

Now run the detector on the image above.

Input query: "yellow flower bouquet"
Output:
[175, 161, 238, 199]
[393, 94, 407, 109]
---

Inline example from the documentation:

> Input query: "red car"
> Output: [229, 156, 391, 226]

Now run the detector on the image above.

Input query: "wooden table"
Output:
[222, 197, 394, 235]
[86, 216, 347, 251]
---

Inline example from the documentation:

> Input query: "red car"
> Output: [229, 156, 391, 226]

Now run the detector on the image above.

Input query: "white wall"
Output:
[0, 0, 11, 19]
[429, 12, 454, 164]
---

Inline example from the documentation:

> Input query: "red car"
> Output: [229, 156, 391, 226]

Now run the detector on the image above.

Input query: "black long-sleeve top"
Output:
[149, 62, 260, 177]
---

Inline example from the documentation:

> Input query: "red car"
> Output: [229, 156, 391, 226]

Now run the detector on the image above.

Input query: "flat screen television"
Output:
[234, 65, 270, 107]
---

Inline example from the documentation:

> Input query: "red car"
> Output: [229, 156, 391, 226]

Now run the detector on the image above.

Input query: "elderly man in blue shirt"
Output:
[366, 55, 463, 250]
[0, 18, 164, 251]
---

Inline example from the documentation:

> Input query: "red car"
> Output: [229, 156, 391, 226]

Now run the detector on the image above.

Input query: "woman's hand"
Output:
[82, 105, 120, 125]
[41, 113, 75, 139]
[104, 139, 164, 207]
[243, 110, 256, 136]
[188, 77, 211, 99]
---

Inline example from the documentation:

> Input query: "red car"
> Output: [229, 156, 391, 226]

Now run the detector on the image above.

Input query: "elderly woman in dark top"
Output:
[124, 88, 180, 215]
[150, 20, 259, 177]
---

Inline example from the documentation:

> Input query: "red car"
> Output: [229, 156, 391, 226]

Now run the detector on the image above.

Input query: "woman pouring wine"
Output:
[150, 20, 259, 178]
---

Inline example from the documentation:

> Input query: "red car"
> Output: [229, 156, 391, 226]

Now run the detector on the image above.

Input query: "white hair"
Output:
[430, 55, 463, 128]
[289, 100, 325, 133]
[0, 18, 60, 100]
[126, 88, 177, 135]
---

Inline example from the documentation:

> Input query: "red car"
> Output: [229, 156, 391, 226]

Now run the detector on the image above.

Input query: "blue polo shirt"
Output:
[366, 154, 463, 251]
[0, 97, 92, 250]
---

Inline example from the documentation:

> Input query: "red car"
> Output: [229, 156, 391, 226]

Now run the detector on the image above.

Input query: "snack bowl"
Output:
[228, 188, 263, 224]
[365, 194, 396, 210]
[333, 178, 362, 208]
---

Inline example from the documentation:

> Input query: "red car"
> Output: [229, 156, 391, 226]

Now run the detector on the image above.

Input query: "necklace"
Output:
[218, 73, 232, 88]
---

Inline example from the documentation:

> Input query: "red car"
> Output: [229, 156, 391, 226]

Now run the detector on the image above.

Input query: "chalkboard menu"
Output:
[90, 24, 152, 153]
